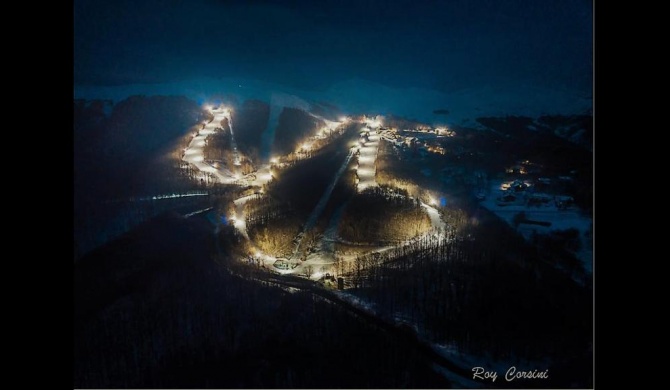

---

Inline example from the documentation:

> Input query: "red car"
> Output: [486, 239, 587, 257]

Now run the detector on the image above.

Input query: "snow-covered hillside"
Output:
[74, 77, 591, 127]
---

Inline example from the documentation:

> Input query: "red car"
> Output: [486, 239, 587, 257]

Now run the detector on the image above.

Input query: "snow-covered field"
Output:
[480, 180, 592, 273]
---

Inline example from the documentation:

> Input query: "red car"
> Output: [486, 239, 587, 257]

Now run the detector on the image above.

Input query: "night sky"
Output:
[74, 0, 592, 95]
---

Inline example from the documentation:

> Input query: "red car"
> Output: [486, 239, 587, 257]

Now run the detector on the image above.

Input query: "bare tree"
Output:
[304, 265, 314, 278]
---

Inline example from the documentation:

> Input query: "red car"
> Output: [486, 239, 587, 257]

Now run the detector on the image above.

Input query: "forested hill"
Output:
[74, 96, 209, 201]
[74, 211, 451, 388]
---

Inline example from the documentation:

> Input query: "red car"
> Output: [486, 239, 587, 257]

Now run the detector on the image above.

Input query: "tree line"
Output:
[339, 186, 432, 244]
[337, 209, 592, 368]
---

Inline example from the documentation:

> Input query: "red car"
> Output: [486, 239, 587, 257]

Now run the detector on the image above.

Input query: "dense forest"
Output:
[245, 195, 303, 257]
[74, 212, 452, 388]
[74, 96, 592, 387]
[376, 142, 426, 199]
[74, 96, 216, 259]
[266, 125, 357, 215]
[231, 99, 270, 156]
[272, 107, 324, 156]
[74, 96, 210, 201]
[339, 186, 432, 244]
[202, 120, 232, 162]
[472, 115, 592, 210]
[335, 205, 592, 386]
[237, 125, 359, 257]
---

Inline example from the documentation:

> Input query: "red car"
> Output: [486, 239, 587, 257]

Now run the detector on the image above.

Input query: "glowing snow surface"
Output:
[232, 194, 256, 239]
[182, 112, 446, 278]
[182, 106, 239, 183]
[356, 131, 380, 192]
[421, 202, 446, 231]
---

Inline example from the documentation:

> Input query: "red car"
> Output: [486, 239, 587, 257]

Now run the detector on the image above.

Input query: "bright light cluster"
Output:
[435, 126, 456, 136]
[325, 120, 340, 130]
[364, 115, 382, 129]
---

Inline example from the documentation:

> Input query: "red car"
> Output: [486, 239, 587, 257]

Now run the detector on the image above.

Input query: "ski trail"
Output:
[226, 110, 241, 167]
[260, 104, 282, 162]
[232, 195, 255, 239]
[290, 148, 355, 258]
[104, 192, 209, 203]
[183, 107, 236, 183]
[184, 207, 214, 218]
[421, 202, 446, 230]
[305, 201, 350, 263]
[356, 131, 380, 191]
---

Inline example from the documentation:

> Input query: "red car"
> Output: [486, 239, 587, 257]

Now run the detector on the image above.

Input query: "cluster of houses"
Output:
[379, 129, 447, 156]
[497, 178, 575, 209]
[505, 160, 542, 175]
[401, 126, 456, 137]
